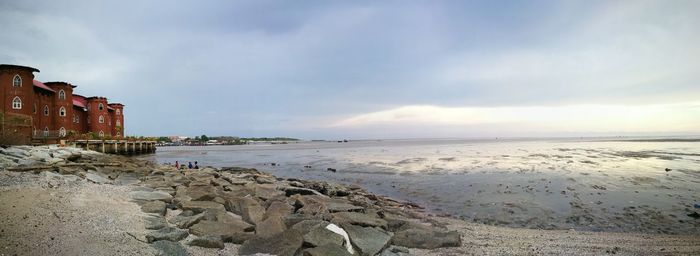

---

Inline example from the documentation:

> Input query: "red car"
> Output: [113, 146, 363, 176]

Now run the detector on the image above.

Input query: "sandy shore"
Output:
[1, 170, 699, 256]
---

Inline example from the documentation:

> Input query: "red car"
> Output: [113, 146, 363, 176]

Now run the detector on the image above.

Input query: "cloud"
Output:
[333, 102, 700, 134]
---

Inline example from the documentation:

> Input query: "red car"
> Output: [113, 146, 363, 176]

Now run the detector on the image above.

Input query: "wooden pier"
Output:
[68, 140, 156, 155]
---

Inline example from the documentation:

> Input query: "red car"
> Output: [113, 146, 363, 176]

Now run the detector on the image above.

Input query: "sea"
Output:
[141, 137, 700, 234]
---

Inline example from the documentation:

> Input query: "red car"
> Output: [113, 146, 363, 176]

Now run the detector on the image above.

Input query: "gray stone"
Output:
[152, 240, 187, 256]
[379, 245, 410, 256]
[188, 235, 225, 249]
[86, 170, 111, 184]
[171, 213, 205, 229]
[256, 215, 286, 238]
[391, 228, 461, 249]
[179, 200, 225, 213]
[115, 173, 141, 185]
[303, 244, 353, 256]
[129, 190, 173, 202]
[303, 225, 345, 248]
[344, 225, 392, 256]
[141, 200, 167, 216]
[237, 197, 265, 225]
[189, 220, 254, 244]
[239, 229, 304, 256]
[145, 216, 168, 230]
[146, 227, 189, 242]
[255, 184, 285, 200]
[332, 212, 388, 229]
[186, 185, 219, 201]
[327, 202, 364, 213]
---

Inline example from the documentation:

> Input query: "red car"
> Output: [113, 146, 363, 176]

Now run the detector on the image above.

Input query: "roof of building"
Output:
[108, 103, 124, 107]
[72, 94, 87, 109]
[33, 80, 55, 92]
[0, 64, 40, 73]
[44, 81, 77, 88]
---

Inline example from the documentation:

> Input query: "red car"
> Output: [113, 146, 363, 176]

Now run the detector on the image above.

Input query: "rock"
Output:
[327, 202, 364, 213]
[152, 240, 187, 256]
[171, 213, 205, 229]
[255, 184, 285, 200]
[256, 216, 287, 238]
[189, 220, 254, 243]
[146, 227, 189, 242]
[186, 185, 219, 201]
[255, 176, 277, 184]
[188, 235, 225, 249]
[114, 173, 141, 185]
[141, 200, 167, 216]
[391, 228, 461, 249]
[129, 190, 173, 202]
[236, 197, 265, 225]
[179, 200, 225, 213]
[282, 186, 325, 196]
[332, 212, 388, 229]
[303, 244, 353, 256]
[285, 214, 322, 227]
[145, 216, 168, 230]
[86, 170, 111, 184]
[379, 245, 410, 256]
[303, 225, 345, 248]
[239, 229, 304, 256]
[344, 225, 392, 256]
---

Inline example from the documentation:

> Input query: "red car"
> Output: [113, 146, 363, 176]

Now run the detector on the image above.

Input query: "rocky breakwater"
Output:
[1, 146, 461, 256]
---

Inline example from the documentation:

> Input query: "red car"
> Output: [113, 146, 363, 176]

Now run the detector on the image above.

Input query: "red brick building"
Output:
[1, 64, 125, 143]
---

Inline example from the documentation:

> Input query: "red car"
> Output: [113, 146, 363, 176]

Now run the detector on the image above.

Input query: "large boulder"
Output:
[152, 241, 187, 256]
[129, 190, 173, 202]
[391, 228, 461, 249]
[239, 229, 304, 256]
[186, 185, 219, 201]
[189, 220, 254, 244]
[235, 197, 265, 225]
[179, 200, 225, 213]
[188, 235, 225, 249]
[146, 227, 189, 242]
[332, 212, 388, 229]
[303, 244, 353, 256]
[141, 200, 167, 216]
[303, 225, 345, 248]
[86, 170, 111, 184]
[343, 225, 392, 256]
[171, 213, 205, 229]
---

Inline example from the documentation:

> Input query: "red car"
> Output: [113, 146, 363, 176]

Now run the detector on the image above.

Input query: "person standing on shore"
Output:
[194, 161, 199, 169]
[175, 161, 179, 169]
[188, 162, 193, 169]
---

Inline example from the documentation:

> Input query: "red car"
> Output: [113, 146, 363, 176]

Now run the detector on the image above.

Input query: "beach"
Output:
[149, 138, 700, 235]
[1, 145, 699, 255]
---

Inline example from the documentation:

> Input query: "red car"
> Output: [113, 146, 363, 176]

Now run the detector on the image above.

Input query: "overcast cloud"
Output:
[1, 0, 698, 139]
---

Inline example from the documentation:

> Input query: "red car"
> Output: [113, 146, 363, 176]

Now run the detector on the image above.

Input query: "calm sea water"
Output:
[142, 138, 700, 234]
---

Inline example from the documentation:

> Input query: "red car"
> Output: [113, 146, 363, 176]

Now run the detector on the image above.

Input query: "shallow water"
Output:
[142, 138, 700, 234]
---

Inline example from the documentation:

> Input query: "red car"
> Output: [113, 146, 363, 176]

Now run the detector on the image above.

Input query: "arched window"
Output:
[59, 107, 66, 116]
[116, 120, 121, 127]
[43, 127, 49, 137]
[98, 103, 104, 111]
[59, 127, 66, 137]
[116, 109, 121, 116]
[33, 103, 37, 113]
[12, 97, 22, 109]
[12, 75, 21, 87]
[99, 115, 105, 123]
[44, 105, 49, 116]
[76, 115, 79, 123]
[58, 90, 66, 100]
[99, 130, 104, 137]
[116, 132, 121, 137]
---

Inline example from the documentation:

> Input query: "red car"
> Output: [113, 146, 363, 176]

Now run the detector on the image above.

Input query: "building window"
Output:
[76, 115, 79, 123]
[59, 107, 66, 116]
[98, 103, 104, 111]
[59, 127, 66, 137]
[43, 127, 49, 137]
[33, 103, 37, 114]
[58, 90, 66, 100]
[44, 105, 49, 116]
[99, 115, 105, 123]
[116, 120, 121, 127]
[87, 103, 90, 111]
[99, 131, 104, 137]
[116, 109, 121, 116]
[33, 129, 37, 136]
[12, 97, 22, 109]
[13, 75, 21, 87]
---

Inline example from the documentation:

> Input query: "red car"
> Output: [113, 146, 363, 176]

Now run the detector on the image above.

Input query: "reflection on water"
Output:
[142, 138, 700, 234]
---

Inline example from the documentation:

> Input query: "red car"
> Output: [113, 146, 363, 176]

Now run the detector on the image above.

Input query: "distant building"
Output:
[1, 64, 124, 143]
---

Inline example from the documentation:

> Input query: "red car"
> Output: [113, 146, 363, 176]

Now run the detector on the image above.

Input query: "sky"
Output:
[1, 0, 699, 139]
